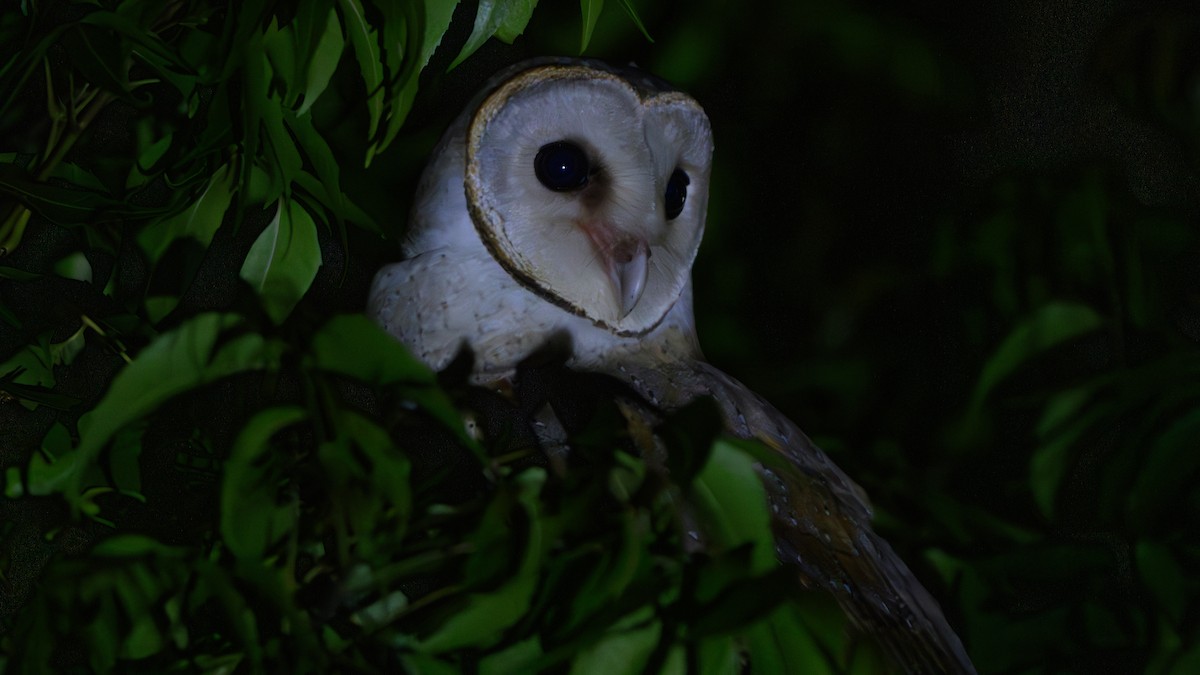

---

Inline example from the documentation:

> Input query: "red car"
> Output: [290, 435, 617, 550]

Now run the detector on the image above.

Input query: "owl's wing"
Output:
[623, 359, 976, 675]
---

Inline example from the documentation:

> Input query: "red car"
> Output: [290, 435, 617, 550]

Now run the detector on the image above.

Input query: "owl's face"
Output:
[464, 63, 713, 337]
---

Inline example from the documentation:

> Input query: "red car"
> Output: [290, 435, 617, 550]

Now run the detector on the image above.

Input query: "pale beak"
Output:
[578, 220, 651, 318]
[610, 239, 650, 318]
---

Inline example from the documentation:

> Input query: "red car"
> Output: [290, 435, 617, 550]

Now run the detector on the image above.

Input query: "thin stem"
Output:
[489, 447, 540, 466]
[36, 90, 115, 182]
[0, 208, 30, 257]
[0, 88, 116, 257]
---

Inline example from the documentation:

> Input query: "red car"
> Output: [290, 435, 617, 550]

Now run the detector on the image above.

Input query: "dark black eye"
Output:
[664, 168, 690, 220]
[534, 141, 590, 191]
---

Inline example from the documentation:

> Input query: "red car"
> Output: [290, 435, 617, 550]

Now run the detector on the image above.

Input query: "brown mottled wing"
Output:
[623, 359, 977, 675]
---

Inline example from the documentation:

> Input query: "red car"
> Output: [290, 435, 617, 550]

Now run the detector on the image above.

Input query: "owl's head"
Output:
[456, 60, 713, 337]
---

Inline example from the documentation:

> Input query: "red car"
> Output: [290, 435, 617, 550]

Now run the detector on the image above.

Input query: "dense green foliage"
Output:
[0, 1, 875, 673]
[1, 0, 1199, 673]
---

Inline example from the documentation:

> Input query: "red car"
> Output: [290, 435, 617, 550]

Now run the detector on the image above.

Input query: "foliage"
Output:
[2, 0, 1200, 674]
[2, 308, 861, 672]
[0, 1, 873, 673]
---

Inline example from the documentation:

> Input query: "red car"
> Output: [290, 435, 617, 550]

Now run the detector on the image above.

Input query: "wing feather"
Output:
[621, 359, 977, 675]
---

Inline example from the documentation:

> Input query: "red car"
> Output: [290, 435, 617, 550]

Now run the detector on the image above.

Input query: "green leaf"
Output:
[294, 170, 382, 233]
[136, 160, 236, 265]
[143, 296, 179, 325]
[80, 10, 188, 80]
[318, 408, 412, 560]
[0, 374, 81, 410]
[743, 603, 840, 675]
[296, 8, 346, 116]
[240, 24, 302, 206]
[691, 439, 777, 574]
[420, 469, 546, 653]
[0, 165, 165, 226]
[1127, 408, 1200, 530]
[615, 0, 652, 42]
[0, 265, 41, 281]
[555, 504, 651, 639]
[126, 131, 173, 189]
[450, 0, 508, 70]
[402, 654, 463, 675]
[695, 637, 739, 675]
[352, 590, 410, 631]
[48, 161, 110, 192]
[568, 608, 661, 675]
[1, 334, 53, 390]
[286, 113, 345, 226]
[1035, 386, 1092, 438]
[221, 407, 307, 561]
[106, 424, 145, 496]
[339, 0, 385, 143]
[50, 323, 87, 367]
[137, 163, 236, 323]
[260, 102, 304, 203]
[1150, 626, 1200, 675]
[0, 304, 19, 328]
[54, 251, 92, 282]
[89, 534, 172, 558]
[1029, 390, 1109, 518]
[971, 302, 1102, 410]
[239, 198, 322, 323]
[263, 17, 299, 107]
[689, 561, 793, 638]
[0, 332, 71, 409]
[373, 0, 459, 162]
[579, 0, 603, 52]
[307, 313, 432, 385]
[306, 314, 485, 456]
[479, 638, 543, 674]
[496, 0, 540, 43]
[61, 22, 132, 96]
[1136, 541, 1186, 624]
[29, 313, 276, 502]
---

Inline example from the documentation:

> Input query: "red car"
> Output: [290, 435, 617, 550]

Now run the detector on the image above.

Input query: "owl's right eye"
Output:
[664, 168, 690, 220]
[534, 141, 590, 192]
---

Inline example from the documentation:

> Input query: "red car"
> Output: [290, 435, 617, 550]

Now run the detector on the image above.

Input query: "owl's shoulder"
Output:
[368, 245, 573, 375]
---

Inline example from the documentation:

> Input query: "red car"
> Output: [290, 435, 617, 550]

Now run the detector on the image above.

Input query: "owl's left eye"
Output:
[534, 141, 590, 192]
[664, 168, 690, 220]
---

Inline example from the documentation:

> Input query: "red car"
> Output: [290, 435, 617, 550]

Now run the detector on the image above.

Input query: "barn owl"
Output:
[369, 58, 976, 674]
